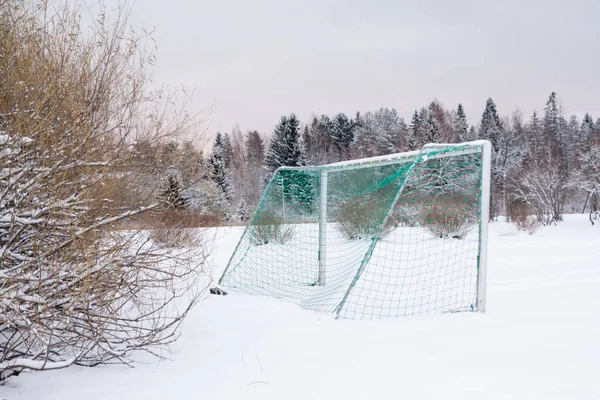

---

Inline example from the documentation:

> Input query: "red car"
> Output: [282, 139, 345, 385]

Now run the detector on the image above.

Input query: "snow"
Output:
[3, 215, 600, 399]
[222, 223, 480, 318]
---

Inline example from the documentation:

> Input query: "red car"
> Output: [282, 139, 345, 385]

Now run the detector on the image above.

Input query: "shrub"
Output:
[0, 2, 207, 382]
[333, 197, 389, 240]
[420, 197, 476, 239]
[508, 201, 541, 235]
[248, 211, 294, 245]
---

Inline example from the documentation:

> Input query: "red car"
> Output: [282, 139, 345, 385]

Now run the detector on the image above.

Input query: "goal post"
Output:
[219, 140, 492, 319]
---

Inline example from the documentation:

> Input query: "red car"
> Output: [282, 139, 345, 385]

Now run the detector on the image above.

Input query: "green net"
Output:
[219, 141, 490, 319]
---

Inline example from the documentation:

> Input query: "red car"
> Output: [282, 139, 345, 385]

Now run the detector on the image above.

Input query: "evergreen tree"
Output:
[428, 100, 452, 142]
[302, 125, 311, 156]
[243, 130, 267, 210]
[264, 113, 304, 172]
[479, 98, 502, 151]
[580, 114, 595, 148]
[566, 115, 580, 169]
[526, 110, 543, 161]
[158, 167, 186, 209]
[207, 132, 231, 198]
[305, 115, 335, 164]
[352, 108, 403, 157]
[222, 133, 234, 169]
[245, 130, 265, 168]
[543, 92, 566, 167]
[408, 109, 421, 150]
[331, 113, 355, 160]
[452, 103, 469, 142]
[233, 198, 249, 222]
[425, 110, 442, 144]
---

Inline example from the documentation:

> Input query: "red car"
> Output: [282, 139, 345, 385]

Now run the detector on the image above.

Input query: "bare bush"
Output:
[508, 161, 566, 226]
[0, 2, 207, 382]
[571, 146, 600, 225]
[390, 203, 421, 227]
[508, 201, 541, 235]
[248, 211, 294, 245]
[420, 197, 477, 239]
[333, 197, 388, 240]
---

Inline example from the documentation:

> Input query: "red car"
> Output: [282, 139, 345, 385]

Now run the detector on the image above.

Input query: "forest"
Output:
[148, 93, 600, 227]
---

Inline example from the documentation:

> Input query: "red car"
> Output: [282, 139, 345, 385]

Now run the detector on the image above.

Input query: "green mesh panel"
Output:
[219, 143, 487, 319]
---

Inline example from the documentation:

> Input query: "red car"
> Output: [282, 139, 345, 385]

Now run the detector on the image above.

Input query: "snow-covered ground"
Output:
[3, 215, 600, 399]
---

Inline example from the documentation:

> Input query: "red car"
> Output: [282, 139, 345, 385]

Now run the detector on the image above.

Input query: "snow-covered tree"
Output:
[509, 160, 567, 225]
[265, 113, 305, 172]
[525, 110, 543, 163]
[479, 98, 502, 151]
[580, 113, 595, 150]
[208, 132, 232, 198]
[222, 132, 234, 169]
[158, 167, 186, 209]
[427, 100, 453, 142]
[246, 130, 265, 168]
[408, 109, 422, 150]
[452, 103, 469, 142]
[571, 145, 600, 224]
[233, 198, 249, 222]
[331, 112, 355, 160]
[352, 108, 405, 157]
[304, 115, 335, 165]
[244, 130, 267, 209]
[425, 108, 442, 144]
[182, 179, 230, 216]
[543, 92, 567, 169]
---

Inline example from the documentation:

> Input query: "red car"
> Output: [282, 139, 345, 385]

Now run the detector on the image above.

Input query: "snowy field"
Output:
[2, 215, 600, 399]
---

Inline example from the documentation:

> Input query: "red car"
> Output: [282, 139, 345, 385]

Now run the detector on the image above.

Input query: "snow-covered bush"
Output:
[0, 3, 207, 382]
[571, 145, 600, 225]
[183, 179, 231, 217]
[232, 199, 249, 222]
[509, 161, 567, 226]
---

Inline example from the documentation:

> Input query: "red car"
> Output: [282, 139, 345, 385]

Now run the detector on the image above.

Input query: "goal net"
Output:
[219, 140, 491, 319]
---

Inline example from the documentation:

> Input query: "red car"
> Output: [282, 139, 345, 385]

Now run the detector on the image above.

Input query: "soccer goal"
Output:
[219, 140, 491, 319]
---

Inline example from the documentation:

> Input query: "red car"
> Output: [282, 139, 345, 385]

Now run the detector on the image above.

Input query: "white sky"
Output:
[95, 0, 599, 139]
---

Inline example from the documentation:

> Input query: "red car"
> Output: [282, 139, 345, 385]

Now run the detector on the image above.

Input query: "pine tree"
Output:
[264, 113, 304, 172]
[425, 110, 441, 144]
[158, 167, 186, 209]
[243, 129, 267, 209]
[580, 114, 595, 149]
[222, 133, 234, 169]
[428, 100, 452, 142]
[234, 198, 249, 222]
[526, 110, 543, 161]
[331, 113, 355, 160]
[245, 130, 265, 168]
[207, 132, 231, 198]
[352, 108, 403, 157]
[408, 110, 421, 150]
[302, 125, 311, 157]
[453, 103, 469, 142]
[566, 115, 580, 169]
[479, 98, 502, 151]
[305, 114, 335, 164]
[543, 92, 566, 167]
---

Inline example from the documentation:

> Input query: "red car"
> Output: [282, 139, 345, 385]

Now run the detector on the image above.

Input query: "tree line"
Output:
[154, 93, 600, 225]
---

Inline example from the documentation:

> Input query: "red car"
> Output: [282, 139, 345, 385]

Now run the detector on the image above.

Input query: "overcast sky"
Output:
[99, 0, 599, 139]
